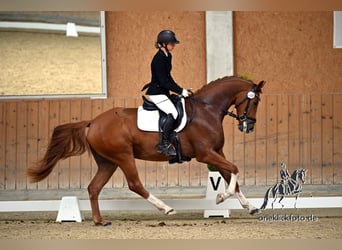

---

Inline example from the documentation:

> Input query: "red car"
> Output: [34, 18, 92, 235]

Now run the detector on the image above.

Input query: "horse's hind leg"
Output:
[278, 196, 285, 209]
[119, 157, 175, 215]
[271, 195, 278, 209]
[88, 149, 117, 226]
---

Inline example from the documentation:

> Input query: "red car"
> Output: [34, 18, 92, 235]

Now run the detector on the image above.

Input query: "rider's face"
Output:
[166, 43, 176, 51]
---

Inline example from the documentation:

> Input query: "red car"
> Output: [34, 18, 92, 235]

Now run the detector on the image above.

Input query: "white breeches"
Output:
[148, 95, 178, 119]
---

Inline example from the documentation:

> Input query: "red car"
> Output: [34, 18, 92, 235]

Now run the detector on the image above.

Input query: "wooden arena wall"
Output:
[0, 11, 341, 192]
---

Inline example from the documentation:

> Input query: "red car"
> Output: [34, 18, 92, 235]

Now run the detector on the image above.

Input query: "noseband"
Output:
[224, 84, 259, 123]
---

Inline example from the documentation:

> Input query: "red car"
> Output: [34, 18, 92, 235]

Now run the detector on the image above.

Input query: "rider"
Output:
[142, 30, 190, 157]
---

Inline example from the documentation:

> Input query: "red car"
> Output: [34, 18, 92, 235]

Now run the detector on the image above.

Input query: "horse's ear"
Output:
[256, 80, 266, 92]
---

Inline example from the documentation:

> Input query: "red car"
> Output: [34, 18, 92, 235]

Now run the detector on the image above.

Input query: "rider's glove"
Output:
[181, 89, 189, 97]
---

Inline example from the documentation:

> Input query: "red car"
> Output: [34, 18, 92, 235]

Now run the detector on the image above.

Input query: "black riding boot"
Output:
[158, 114, 176, 156]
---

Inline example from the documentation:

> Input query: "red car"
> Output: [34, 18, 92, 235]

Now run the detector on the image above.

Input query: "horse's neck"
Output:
[196, 79, 251, 113]
[289, 173, 303, 189]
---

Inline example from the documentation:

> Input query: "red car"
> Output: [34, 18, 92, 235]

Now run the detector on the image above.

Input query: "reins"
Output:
[224, 84, 259, 123]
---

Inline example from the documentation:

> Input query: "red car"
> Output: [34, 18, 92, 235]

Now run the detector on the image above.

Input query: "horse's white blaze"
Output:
[147, 193, 175, 215]
[243, 121, 247, 132]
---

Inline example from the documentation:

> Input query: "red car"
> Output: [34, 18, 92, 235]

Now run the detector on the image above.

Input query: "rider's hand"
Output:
[182, 89, 189, 97]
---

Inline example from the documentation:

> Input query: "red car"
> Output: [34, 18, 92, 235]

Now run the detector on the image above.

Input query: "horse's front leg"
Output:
[197, 149, 239, 201]
[215, 171, 259, 215]
[278, 196, 285, 209]
[235, 189, 260, 215]
[217, 150, 259, 214]
[294, 193, 299, 209]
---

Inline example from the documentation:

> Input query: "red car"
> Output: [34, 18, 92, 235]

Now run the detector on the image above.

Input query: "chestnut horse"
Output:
[28, 76, 265, 226]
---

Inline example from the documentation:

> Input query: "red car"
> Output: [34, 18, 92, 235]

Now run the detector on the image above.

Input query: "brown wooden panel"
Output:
[27, 101, 38, 190]
[124, 98, 136, 109]
[244, 132, 256, 185]
[321, 95, 334, 184]
[156, 161, 168, 187]
[167, 161, 179, 187]
[310, 95, 322, 184]
[178, 162, 190, 187]
[58, 101, 71, 189]
[189, 160, 201, 187]
[1, 93, 341, 192]
[333, 95, 342, 184]
[288, 95, 301, 172]
[233, 119, 245, 185]
[255, 95, 267, 185]
[222, 117, 234, 164]
[300, 95, 311, 182]
[277, 95, 289, 172]
[145, 161, 157, 187]
[47, 101, 60, 189]
[16, 102, 28, 190]
[199, 162, 208, 187]
[103, 98, 115, 113]
[69, 100, 82, 189]
[0, 103, 5, 190]
[37, 101, 49, 190]
[265, 95, 278, 185]
[5, 102, 17, 190]
[80, 99, 92, 189]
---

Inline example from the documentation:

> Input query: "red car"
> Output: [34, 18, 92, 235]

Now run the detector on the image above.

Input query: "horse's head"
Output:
[234, 80, 265, 133]
[292, 168, 308, 184]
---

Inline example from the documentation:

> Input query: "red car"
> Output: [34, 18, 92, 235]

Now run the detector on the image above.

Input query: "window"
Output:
[0, 11, 106, 98]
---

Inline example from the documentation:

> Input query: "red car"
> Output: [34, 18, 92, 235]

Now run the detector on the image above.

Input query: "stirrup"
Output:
[157, 144, 176, 156]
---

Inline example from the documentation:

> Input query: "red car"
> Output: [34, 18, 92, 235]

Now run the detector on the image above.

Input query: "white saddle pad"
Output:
[137, 98, 187, 132]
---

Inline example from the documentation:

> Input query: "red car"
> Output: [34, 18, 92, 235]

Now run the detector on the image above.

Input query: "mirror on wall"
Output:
[0, 11, 106, 98]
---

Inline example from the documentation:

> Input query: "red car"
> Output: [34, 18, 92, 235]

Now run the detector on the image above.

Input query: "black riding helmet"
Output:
[156, 30, 180, 47]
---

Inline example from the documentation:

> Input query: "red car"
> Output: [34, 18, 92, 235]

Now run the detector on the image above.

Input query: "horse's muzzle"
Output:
[238, 120, 255, 133]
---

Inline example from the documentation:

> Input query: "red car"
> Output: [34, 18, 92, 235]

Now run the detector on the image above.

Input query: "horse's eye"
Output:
[253, 102, 258, 107]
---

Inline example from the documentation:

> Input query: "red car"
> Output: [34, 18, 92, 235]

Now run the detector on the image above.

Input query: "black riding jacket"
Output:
[145, 49, 183, 97]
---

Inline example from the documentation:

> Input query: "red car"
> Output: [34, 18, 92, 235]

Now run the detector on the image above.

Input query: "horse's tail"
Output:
[27, 120, 91, 183]
[260, 187, 271, 210]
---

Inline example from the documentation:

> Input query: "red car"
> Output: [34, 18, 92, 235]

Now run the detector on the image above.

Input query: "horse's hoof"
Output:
[165, 208, 177, 215]
[95, 221, 112, 227]
[249, 208, 260, 215]
[216, 193, 225, 204]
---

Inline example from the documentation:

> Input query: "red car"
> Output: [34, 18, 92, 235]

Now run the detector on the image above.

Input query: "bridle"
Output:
[224, 84, 259, 125]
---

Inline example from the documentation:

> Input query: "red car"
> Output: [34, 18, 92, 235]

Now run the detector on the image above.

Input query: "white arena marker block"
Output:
[204, 172, 230, 218]
[56, 196, 84, 223]
[66, 22, 78, 37]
